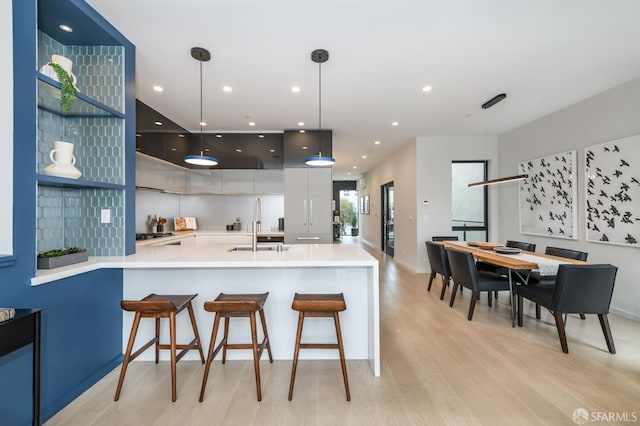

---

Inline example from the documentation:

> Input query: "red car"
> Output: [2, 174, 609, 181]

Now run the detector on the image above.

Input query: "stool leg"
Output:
[115, 312, 142, 401]
[259, 309, 273, 363]
[155, 317, 160, 363]
[187, 302, 205, 363]
[199, 313, 221, 402]
[169, 312, 177, 402]
[222, 315, 230, 364]
[288, 311, 305, 401]
[250, 312, 262, 401]
[333, 312, 351, 401]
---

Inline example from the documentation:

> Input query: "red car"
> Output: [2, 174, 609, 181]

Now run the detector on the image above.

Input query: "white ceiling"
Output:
[86, 0, 640, 180]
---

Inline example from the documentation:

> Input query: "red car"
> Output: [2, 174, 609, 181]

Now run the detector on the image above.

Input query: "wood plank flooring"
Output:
[46, 245, 640, 425]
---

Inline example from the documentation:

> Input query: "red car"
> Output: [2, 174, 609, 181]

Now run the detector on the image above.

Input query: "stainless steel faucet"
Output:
[252, 197, 261, 252]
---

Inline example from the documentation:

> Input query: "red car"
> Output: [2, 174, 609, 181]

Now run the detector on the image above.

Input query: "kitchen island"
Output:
[33, 243, 380, 376]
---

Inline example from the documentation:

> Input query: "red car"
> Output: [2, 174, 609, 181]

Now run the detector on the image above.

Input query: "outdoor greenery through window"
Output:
[451, 161, 488, 241]
[339, 190, 359, 236]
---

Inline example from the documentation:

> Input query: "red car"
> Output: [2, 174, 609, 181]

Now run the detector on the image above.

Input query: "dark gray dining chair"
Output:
[446, 248, 511, 321]
[517, 264, 618, 354]
[425, 242, 453, 300]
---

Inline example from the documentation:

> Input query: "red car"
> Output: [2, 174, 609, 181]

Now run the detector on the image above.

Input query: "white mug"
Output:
[50, 141, 76, 166]
[51, 55, 73, 74]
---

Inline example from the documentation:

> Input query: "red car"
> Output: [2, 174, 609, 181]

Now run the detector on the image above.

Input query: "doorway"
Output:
[381, 181, 394, 256]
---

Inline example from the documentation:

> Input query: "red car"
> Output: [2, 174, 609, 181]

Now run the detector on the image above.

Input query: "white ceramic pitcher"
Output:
[43, 141, 82, 179]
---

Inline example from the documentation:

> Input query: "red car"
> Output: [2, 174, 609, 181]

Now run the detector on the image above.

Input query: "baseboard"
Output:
[42, 354, 123, 423]
[610, 307, 640, 322]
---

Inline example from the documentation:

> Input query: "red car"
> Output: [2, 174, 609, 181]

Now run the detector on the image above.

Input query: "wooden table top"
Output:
[438, 241, 588, 270]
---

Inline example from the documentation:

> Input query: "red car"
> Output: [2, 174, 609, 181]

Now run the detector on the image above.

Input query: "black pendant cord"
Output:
[199, 59, 204, 154]
[318, 61, 322, 155]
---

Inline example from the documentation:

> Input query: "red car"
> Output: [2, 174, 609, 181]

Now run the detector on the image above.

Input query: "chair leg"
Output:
[249, 312, 262, 401]
[155, 317, 160, 363]
[553, 312, 569, 354]
[222, 316, 230, 364]
[517, 296, 523, 327]
[427, 271, 436, 291]
[288, 311, 305, 401]
[169, 312, 177, 402]
[598, 314, 616, 354]
[467, 291, 479, 321]
[449, 283, 459, 308]
[187, 303, 205, 363]
[494, 290, 499, 299]
[535, 304, 541, 320]
[259, 309, 274, 363]
[334, 312, 351, 401]
[115, 312, 142, 401]
[199, 313, 221, 402]
[439, 276, 448, 300]
[579, 313, 586, 320]
[487, 292, 493, 307]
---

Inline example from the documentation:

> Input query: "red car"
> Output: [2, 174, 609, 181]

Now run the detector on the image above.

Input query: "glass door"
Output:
[451, 161, 488, 241]
[381, 181, 394, 256]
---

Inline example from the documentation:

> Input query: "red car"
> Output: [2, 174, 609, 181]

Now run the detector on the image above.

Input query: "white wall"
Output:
[1, 1, 13, 254]
[360, 141, 417, 271]
[136, 190, 284, 233]
[498, 76, 640, 319]
[415, 136, 499, 273]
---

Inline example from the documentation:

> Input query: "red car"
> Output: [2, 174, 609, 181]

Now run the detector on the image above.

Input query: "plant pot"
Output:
[351, 228, 359, 237]
[37, 251, 89, 269]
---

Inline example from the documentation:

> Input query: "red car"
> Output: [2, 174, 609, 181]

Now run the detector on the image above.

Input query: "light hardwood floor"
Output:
[46, 245, 640, 425]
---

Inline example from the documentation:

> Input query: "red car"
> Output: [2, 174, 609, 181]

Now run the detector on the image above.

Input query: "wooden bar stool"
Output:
[115, 293, 205, 402]
[199, 292, 273, 402]
[288, 293, 350, 401]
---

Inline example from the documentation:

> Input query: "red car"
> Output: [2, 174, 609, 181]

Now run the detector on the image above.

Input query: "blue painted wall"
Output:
[0, 0, 134, 424]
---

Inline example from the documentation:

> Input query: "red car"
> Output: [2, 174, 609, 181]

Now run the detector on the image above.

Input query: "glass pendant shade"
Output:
[305, 154, 335, 166]
[185, 153, 218, 166]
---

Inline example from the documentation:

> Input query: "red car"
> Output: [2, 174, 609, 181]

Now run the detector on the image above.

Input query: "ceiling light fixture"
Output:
[184, 47, 218, 167]
[258, 134, 265, 138]
[59, 24, 73, 32]
[291, 86, 301, 93]
[481, 93, 507, 109]
[154, 121, 163, 126]
[153, 85, 163, 92]
[391, 121, 399, 126]
[422, 85, 432, 92]
[374, 140, 381, 145]
[305, 49, 335, 167]
[249, 122, 255, 126]
[223, 86, 232, 92]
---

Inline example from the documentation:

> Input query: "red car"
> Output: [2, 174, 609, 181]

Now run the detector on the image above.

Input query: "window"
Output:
[451, 161, 488, 241]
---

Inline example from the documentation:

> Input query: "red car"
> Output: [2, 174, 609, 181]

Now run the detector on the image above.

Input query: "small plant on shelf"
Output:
[37, 247, 88, 269]
[38, 247, 87, 258]
[47, 62, 79, 113]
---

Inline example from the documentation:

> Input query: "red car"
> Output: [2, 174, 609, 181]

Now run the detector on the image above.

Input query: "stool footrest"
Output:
[299, 343, 339, 349]
[129, 337, 159, 362]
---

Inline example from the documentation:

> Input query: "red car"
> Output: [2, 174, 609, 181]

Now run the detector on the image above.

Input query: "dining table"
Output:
[438, 241, 588, 327]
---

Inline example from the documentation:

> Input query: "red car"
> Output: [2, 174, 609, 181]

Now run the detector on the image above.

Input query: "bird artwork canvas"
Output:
[519, 150, 577, 239]
[585, 136, 640, 247]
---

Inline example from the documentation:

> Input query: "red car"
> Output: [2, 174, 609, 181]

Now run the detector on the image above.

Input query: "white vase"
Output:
[43, 141, 82, 179]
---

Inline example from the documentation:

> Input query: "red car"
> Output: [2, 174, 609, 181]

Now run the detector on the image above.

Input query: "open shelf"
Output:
[37, 174, 125, 190]
[37, 73, 124, 118]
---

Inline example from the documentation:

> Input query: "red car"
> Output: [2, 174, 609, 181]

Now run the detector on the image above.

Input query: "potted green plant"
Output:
[350, 215, 359, 237]
[47, 61, 79, 113]
[37, 247, 88, 269]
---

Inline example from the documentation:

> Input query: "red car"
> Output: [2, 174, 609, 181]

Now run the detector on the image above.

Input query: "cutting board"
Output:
[467, 241, 504, 250]
[174, 217, 197, 231]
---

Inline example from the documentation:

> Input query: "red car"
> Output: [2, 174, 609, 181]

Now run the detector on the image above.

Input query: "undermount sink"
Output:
[228, 244, 289, 252]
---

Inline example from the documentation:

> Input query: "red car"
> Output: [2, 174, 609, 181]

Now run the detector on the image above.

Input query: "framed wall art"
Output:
[585, 135, 640, 247]
[364, 195, 370, 215]
[518, 150, 577, 239]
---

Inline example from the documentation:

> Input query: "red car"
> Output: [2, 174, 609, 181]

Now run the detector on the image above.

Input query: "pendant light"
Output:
[467, 93, 527, 187]
[184, 47, 218, 166]
[305, 49, 335, 167]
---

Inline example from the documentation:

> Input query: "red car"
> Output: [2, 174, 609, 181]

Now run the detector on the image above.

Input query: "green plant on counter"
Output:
[48, 62, 79, 113]
[38, 247, 87, 258]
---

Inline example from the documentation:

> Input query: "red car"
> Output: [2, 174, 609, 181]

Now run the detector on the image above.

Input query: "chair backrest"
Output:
[552, 264, 618, 314]
[545, 246, 588, 261]
[432, 236, 459, 241]
[446, 248, 479, 291]
[506, 240, 536, 252]
[425, 241, 452, 278]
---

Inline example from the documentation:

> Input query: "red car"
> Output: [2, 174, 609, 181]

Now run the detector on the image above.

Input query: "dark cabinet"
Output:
[283, 130, 332, 167]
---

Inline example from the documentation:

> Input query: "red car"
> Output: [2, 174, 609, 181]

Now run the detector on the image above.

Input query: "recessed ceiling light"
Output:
[392, 121, 399, 126]
[347, 172, 351, 175]
[362, 155, 367, 159]
[59, 24, 73, 32]
[258, 134, 265, 138]
[422, 85, 432, 92]
[153, 85, 163, 92]
[200, 121, 206, 126]
[248, 122, 255, 126]
[298, 122, 305, 126]
[171, 148, 176, 151]
[353, 166, 357, 169]
[154, 121, 163, 126]
[291, 86, 301, 93]
[136, 133, 141, 137]
[216, 134, 223, 138]
[223, 86, 232, 92]
[236, 148, 242, 152]
[136, 147, 141, 151]
[374, 140, 381, 145]
[299, 130, 305, 133]
[205, 148, 210, 151]
[302, 146, 308, 150]
[269, 149, 275, 153]
[178, 134, 185, 138]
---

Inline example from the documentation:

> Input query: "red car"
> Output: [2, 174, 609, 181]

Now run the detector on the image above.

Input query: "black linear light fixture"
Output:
[468, 93, 528, 187]
[305, 49, 335, 167]
[184, 47, 218, 166]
